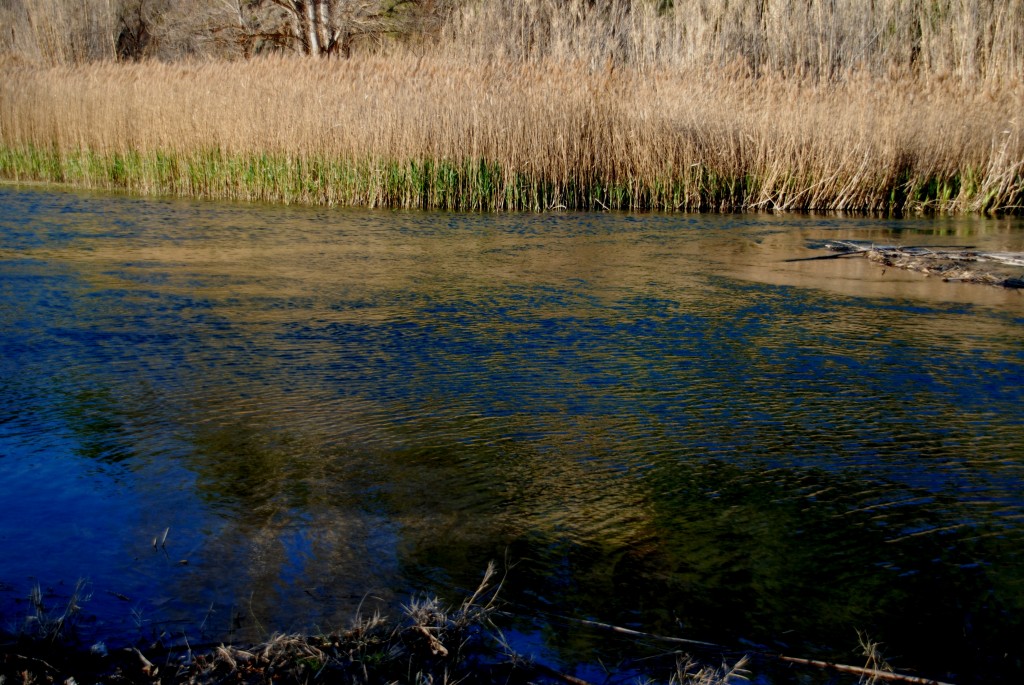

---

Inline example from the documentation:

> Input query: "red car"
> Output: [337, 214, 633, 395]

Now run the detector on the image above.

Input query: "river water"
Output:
[1, 186, 1022, 683]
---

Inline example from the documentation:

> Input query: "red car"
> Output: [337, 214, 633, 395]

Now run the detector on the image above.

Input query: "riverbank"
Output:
[0, 634, 748, 685]
[1, 53, 1021, 214]
[0, 554, 967, 685]
[0, 565, 751, 685]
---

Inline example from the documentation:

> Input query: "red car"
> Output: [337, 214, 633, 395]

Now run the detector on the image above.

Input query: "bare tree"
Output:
[0, 0, 447, 62]
[116, 0, 153, 60]
[234, 0, 441, 57]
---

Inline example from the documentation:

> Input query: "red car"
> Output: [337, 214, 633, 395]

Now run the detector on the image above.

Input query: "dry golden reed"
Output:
[446, 0, 1024, 84]
[1, 0, 1023, 213]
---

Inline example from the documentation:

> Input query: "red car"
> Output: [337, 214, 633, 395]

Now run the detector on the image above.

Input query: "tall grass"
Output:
[447, 0, 1024, 85]
[6, 0, 1024, 84]
[0, 1, 1022, 213]
[0, 0, 118, 65]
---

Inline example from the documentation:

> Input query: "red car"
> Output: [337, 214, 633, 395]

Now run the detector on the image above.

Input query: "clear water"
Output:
[1, 186, 1023, 683]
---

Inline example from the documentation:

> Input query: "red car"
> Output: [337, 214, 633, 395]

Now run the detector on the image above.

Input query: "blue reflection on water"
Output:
[1, 186, 1023, 683]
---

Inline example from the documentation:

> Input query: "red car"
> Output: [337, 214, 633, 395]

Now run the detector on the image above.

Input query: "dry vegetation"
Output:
[1, 0, 1023, 213]
[0, 565, 752, 685]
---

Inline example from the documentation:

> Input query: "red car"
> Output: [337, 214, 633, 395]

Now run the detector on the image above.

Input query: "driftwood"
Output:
[804, 240, 1024, 288]
[556, 615, 956, 685]
[776, 654, 955, 685]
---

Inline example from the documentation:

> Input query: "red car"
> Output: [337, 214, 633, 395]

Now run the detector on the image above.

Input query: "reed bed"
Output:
[1, 1, 1023, 213]
[446, 0, 1024, 85]
[6, 0, 1024, 82]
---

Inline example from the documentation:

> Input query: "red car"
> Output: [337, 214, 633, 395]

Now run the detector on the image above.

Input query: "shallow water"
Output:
[1, 186, 1023, 683]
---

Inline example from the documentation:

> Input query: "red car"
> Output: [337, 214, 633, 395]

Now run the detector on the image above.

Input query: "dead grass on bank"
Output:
[2, 566, 516, 685]
[0, 567, 953, 685]
[0, 49, 1022, 212]
[0, 565, 753, 685]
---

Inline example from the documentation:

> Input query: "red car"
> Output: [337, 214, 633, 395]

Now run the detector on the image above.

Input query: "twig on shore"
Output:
[531, 661, 598, 685]
[551, 614, 955, 685]
[777, 655, 954, 685]
[133, 647, 158, 677]
[557, 616, 724, 650]
[783, 252, 869, 262]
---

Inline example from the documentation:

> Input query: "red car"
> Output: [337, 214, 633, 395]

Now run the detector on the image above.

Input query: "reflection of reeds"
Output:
[0, 1, 1022, 214]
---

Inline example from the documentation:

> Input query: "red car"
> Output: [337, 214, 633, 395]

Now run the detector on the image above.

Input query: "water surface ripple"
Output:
[1, 187, 1023, 683]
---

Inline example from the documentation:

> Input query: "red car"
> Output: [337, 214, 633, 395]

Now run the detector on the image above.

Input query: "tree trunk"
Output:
[248, 0, 423, 59]
[302, 1, 320, 54]
[315, 1, 331, 56]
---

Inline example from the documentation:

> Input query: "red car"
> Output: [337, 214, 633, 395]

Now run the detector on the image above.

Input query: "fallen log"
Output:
[808, 241, 1024, 288]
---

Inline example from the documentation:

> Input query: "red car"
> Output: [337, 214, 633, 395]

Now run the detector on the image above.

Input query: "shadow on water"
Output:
[1, 186, 1023, 683]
